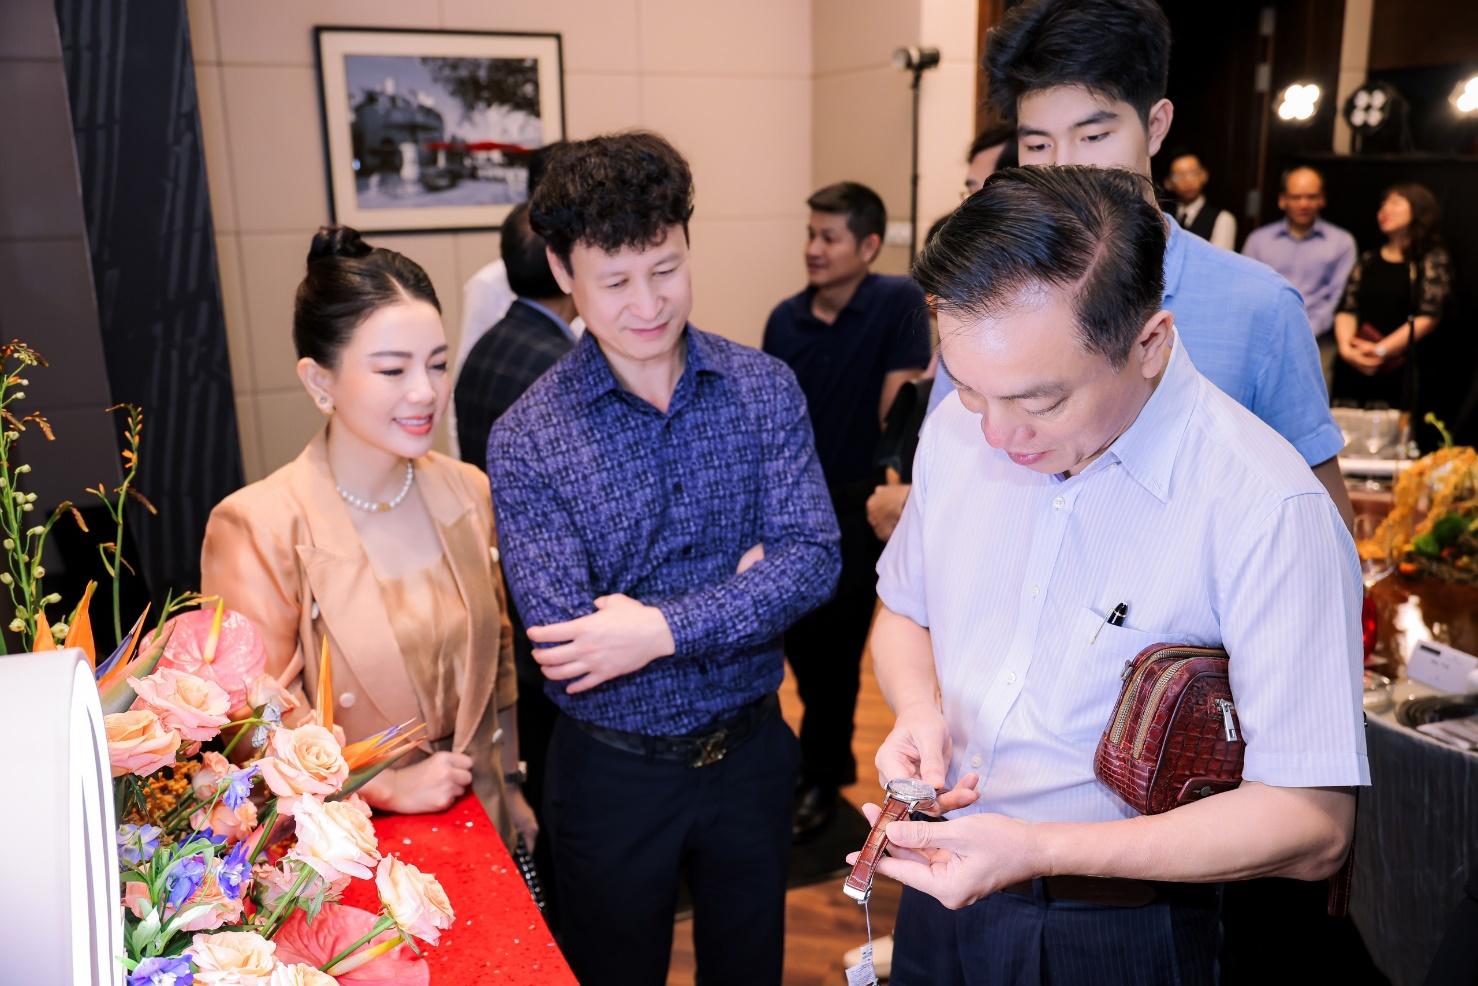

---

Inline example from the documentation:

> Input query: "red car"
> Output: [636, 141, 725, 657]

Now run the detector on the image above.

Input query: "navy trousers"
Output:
[544, 708, 799, 986]
[891, 881, 1222, 986]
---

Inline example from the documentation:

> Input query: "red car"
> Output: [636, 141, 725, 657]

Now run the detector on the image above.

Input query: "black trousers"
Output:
[784, 484, 881, 788]
[544, 707, 799, 986]
[509, 596, 563, 929]
[892, 882, 1221, 986]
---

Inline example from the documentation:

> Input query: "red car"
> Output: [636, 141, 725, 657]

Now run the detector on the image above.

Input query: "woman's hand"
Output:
[367, 751, 474, 814]
[1338, 336, 1383, 376]
[506, 785, 540, 848]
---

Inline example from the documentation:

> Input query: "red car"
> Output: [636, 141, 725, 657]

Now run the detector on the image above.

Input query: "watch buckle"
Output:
[692, 729, 728, 768]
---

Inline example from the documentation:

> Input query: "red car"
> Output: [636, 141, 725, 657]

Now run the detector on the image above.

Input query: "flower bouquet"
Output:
[101, 603, 447, 985]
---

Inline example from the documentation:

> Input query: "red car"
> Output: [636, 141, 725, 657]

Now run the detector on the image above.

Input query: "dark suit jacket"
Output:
[455, 298, 576, 469]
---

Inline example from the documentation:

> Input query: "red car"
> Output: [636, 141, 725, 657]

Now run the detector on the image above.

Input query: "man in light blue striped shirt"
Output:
[863, 167, 1367, 985]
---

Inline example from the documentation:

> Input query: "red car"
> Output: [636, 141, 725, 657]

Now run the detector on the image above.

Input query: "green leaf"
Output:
[1413, 532, 1441, 557]
[129, 908, 162, 953]
[1432, 513, 1472, 546]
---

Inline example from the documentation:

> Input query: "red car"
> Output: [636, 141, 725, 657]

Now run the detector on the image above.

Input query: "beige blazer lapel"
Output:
[287, 434, 417, 737]
[416, 458, 499, 756]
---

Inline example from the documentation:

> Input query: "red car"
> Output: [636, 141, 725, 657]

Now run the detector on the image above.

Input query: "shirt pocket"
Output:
[1043, 606, 1179, 745]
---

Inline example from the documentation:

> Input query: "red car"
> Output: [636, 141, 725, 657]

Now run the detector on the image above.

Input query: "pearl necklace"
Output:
[337, 461, 415, 513]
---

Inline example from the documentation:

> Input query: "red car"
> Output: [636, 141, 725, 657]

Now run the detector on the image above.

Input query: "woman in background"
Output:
[1332, 182, 1453, 409]
[201, 226, 536, 848]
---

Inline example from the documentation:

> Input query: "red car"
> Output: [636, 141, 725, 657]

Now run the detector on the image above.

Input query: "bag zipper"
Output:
[1131, 658, 1194, 758]
[1109, 648, 1190, 746]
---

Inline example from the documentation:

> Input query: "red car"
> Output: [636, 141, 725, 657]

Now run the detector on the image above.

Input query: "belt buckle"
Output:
[691, 729, 728, 768]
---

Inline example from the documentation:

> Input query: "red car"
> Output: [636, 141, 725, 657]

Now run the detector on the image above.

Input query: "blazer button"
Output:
[339, 691, 356, 709]
[310, 601, 320, 620]
[491, 727, 504, 745]
[489, 546, 500, 564]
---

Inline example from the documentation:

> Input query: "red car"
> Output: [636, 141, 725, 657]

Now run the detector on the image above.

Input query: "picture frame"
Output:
[313, 27, 565, 234]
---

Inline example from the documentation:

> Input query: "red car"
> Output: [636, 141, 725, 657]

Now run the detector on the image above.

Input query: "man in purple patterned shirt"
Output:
[487, 132, 840, 986]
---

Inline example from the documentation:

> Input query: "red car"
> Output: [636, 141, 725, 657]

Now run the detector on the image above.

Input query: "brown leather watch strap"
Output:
[843, 795, 912, 902]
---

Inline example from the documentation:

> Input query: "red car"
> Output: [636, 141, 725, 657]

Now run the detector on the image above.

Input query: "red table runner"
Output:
[339, 793, 576, 985]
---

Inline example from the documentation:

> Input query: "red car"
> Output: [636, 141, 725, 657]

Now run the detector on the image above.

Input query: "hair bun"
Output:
[307, 225, 373, 267]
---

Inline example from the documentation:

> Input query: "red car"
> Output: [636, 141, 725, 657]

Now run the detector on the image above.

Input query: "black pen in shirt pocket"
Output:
[1089, 601, 1129, 644]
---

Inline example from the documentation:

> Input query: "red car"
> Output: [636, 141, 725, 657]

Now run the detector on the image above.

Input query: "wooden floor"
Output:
[668, 646, 901, 985]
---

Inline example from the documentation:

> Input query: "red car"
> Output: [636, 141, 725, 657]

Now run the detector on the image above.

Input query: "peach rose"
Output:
[268, 965, 337, 986]
[288, 795, 380, 884]
[105, 710, 180, 778]
[192, 750, 233, 799]
[129, 667, 231, 742]
[252, 861, 347, 912]
[245, 673, 300, 718]
[375, 855, 455, 946]
[191, 799, 258, 843]
[189, 930, 276, 986]
[256, 724, 349, 805]
[123, 880, 151, 919]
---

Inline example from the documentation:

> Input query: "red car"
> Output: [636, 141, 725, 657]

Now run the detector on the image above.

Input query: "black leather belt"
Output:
[571, 693, 778, 768]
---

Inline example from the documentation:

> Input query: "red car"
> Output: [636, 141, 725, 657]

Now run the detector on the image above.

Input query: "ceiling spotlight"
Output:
[1453, 75, 1478, 116]
[1275, 82, 1321, 123]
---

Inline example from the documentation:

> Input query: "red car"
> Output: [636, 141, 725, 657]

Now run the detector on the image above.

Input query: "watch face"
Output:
[885, 777, 937, 804]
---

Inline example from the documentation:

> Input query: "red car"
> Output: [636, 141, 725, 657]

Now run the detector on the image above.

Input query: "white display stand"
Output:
[0, 648, 121, 984]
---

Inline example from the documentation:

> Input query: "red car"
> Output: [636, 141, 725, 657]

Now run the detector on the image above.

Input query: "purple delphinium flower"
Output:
[166, 854, 207, 909]
[216, 840, 252, 900]
[117, 824, 163, 867]
[180, 828, 226, 850]
[128, 954, 194, 986]
[219, 765, 258, 809]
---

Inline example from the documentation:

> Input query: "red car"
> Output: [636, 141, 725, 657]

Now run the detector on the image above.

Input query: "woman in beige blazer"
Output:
[200, 226, 535, 848]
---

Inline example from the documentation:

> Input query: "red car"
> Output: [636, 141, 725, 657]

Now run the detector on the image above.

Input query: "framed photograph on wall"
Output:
[313, 27, 565, 233]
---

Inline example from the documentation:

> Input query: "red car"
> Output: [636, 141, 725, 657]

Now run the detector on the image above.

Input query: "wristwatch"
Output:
[503, 760, 528, 786]
[843, 778, 938, 903]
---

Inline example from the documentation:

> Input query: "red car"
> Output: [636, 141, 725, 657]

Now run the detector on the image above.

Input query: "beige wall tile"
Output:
[565, 73, 643, 139]
[687, 217, 806, 349]
[639, 0, 810, 77]
[812, 68, 912, 214]
[213, 234, 254, 396]
[194, 65, 238, 234]
[186, 0, 217, 64]
[813, 0, 920, 77]
[214, 1, 439, 66]
[253, 388, 323, 475]
[234, 394, 264, 483]
[454, 232, 502, 290]
[920, 0, 977, 65]
[440, 0, 641, 76]
[643, 75, 812, 222]
[239, 232, 315, 393]
[917, 61, 976, 226]
[874, 243, 911, 278]
[220, 66, 331, 233]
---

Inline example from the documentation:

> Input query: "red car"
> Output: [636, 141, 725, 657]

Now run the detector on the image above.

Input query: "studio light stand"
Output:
[893, 46, 940, 262]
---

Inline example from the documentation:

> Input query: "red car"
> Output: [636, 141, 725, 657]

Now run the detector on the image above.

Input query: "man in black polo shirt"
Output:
[762, 181, 930, 840]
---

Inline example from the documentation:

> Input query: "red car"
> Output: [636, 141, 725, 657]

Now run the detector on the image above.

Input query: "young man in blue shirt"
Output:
[763, 182, 930, 841]
[488, 132, 840, 986]
[927, 0, 1353, 532]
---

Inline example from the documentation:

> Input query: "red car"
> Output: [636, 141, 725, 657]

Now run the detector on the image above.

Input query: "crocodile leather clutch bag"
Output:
[1094, 642, 1244, 815]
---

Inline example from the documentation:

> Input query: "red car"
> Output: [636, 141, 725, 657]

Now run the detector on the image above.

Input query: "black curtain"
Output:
[54, 0, 243, 602]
